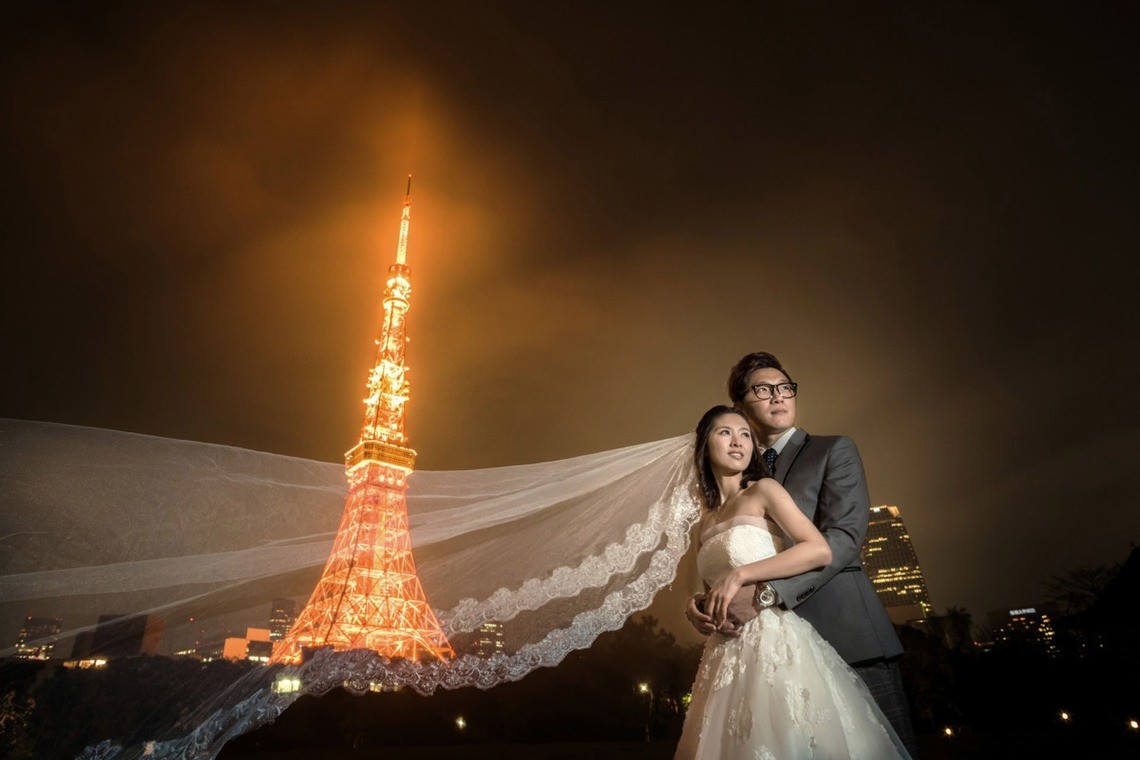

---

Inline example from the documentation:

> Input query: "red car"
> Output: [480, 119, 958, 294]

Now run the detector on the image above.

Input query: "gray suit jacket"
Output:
[767, 429, 904, 664]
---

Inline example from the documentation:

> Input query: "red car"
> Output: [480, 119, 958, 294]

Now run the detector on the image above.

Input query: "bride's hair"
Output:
[693, 405, 764, 510]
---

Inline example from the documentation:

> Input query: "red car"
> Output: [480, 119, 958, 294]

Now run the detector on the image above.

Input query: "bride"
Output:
[674, 405, 910, 759]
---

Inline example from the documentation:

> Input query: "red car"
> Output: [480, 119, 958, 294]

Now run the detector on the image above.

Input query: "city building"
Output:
[268, 598, 296, 641]
[14, 615, 62, 659]
[69, 631, 97, 664]
[231, 627, 273, 663]
[191, 627, 274, 663]
[986, 605, 1059, 657]
[861, 505, 934, 624]
[472, 621, 505, 658]
[70, 614, 164, 659]
[186, 635, 225, 661]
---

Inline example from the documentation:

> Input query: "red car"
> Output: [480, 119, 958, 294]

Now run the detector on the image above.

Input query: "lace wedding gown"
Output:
[675, 516, 911, 760]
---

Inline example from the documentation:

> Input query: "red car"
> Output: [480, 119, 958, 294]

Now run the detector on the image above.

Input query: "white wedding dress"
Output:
[675, 516, 911, 760]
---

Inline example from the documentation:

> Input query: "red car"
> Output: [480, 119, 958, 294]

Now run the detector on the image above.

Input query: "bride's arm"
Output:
[685, 517, 722, 635]
[704, 480, 831, 626]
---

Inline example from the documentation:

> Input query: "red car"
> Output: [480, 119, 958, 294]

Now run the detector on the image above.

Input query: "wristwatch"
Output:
[754, 582, 777, 609]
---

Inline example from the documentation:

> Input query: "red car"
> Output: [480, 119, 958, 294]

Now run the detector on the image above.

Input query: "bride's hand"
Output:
[704, 569, 746, 627]
[685, 593, 717, 636]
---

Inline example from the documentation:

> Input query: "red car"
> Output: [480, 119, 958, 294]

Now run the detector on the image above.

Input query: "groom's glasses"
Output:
[750, 382, 798, 401]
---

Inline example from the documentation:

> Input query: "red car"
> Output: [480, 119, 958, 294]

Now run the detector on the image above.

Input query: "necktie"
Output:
[763, 448, 779, 478]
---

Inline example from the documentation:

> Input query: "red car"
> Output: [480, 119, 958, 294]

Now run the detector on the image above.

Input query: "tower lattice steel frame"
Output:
[273, 178, 453, 664]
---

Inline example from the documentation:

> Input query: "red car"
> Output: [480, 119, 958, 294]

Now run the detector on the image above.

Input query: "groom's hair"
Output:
[727, 352, 793, 404]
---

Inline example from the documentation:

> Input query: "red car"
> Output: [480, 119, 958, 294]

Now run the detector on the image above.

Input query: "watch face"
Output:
[758, 587, 776, 606]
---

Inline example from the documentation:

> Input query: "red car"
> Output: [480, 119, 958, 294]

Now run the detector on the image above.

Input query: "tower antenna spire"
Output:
[396, 174, 412, 266]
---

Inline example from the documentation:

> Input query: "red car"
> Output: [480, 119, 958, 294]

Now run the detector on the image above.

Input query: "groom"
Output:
[686, 351, 918, 754]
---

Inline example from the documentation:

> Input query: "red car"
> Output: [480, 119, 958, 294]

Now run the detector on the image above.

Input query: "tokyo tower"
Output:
[273, 177, 453, 664]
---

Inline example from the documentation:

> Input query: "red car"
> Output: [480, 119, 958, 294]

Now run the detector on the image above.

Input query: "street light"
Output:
[455, 716, 467, 731]
[1129, 719, 1138, 731]
[1059, 711, 1070, 722]
[943, 726, 954, 738]
[637, 682, 654, 742]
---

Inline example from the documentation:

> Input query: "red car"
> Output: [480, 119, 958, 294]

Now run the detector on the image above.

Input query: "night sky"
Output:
[2, 1, 1137, 626]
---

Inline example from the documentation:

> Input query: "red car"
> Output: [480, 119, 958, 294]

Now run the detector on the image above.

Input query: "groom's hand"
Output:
[725, 585, 760, 629]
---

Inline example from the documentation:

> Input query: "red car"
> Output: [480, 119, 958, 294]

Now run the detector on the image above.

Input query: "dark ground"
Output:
[221, 743, 677, 759]
[218, 731, 1140, 760]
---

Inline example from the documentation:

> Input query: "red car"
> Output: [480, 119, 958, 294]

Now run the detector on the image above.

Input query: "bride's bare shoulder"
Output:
[746, 477, 786, 495]
[742, 478, 789, 512]
[735, 480, 777, 515]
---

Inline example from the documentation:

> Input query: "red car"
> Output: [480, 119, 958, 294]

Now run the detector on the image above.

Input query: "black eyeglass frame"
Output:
[749, 382, 798, 401]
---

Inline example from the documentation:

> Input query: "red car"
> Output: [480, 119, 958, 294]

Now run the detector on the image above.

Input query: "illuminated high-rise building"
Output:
[472, 621, 505, 658]
[861, 505, 933, 624]
[14, 615, 62, 660]
[987, 606, 1059, 657]
[268, 598, 295, 642]
[273, 179, 453, 664]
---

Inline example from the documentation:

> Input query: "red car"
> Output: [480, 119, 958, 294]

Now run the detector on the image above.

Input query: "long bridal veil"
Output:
[0, 419, 700, 758]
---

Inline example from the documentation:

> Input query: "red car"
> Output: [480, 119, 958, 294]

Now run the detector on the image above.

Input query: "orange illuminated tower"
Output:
[273, 177, 453, 664]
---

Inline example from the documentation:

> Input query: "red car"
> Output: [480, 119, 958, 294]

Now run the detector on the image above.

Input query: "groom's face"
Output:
[740, 367, 797, 437]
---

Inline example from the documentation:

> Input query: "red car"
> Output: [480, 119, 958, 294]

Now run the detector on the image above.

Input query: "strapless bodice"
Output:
[696, 517, 784, 586]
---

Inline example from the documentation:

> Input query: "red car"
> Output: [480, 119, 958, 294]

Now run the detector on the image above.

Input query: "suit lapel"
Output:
[775, 428, 809, 484]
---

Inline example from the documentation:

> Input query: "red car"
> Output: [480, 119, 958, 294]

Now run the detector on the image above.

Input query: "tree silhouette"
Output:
[1044, 562, 1120, 615]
